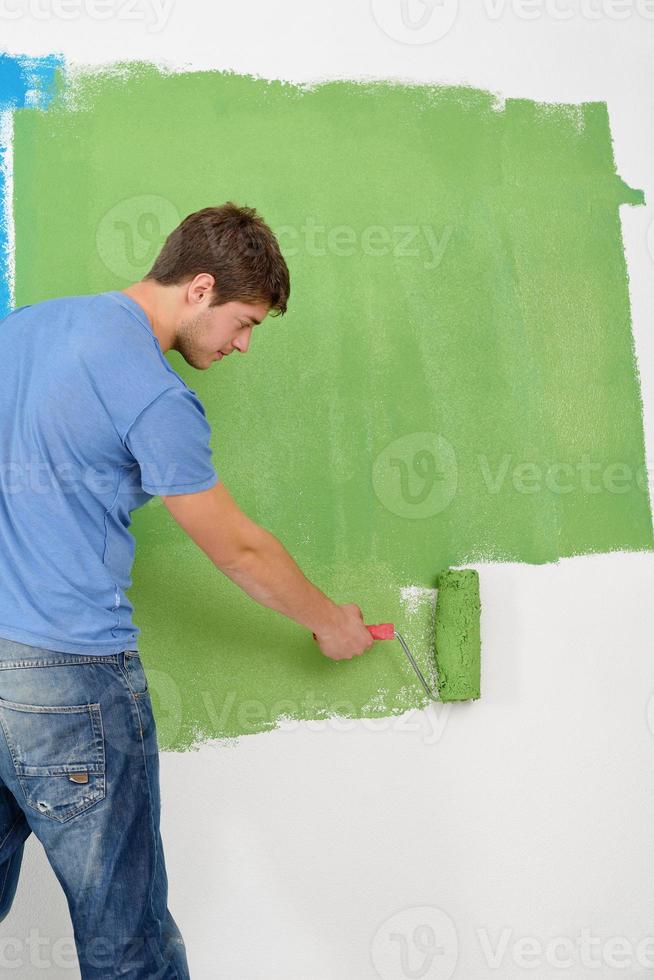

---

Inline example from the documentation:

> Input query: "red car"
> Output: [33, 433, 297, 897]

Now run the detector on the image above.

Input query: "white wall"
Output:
[2, 4, 654, 977]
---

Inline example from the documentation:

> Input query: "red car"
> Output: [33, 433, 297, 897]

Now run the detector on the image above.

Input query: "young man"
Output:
[0, 203, 373, 977]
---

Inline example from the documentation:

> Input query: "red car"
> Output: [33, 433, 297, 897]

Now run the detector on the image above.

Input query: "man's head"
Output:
[131, 202, 290, 369]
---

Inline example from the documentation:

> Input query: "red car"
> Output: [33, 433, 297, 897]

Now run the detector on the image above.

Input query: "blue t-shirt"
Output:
[0, 290, 219, 655]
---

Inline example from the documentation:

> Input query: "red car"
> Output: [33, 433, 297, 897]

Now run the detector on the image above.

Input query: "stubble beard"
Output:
[174, 308, 216, 369]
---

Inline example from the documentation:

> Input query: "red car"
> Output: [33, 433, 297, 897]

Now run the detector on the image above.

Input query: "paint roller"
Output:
[320, 568, 481, 702]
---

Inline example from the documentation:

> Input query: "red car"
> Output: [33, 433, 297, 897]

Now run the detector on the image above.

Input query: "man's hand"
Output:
[312, 603, 375, 661]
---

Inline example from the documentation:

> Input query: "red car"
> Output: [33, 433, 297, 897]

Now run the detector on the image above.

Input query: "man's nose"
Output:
[233, 333, 251, 354]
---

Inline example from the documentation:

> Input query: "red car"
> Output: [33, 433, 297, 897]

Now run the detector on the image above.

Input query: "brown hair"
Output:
[145, 202, 290, 315]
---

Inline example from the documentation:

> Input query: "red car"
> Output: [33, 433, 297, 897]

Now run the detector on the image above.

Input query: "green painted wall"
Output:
[13, 67, 653, 746]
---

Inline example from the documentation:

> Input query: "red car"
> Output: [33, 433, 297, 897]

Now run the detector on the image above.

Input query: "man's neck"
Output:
[121, 280, 179, 354]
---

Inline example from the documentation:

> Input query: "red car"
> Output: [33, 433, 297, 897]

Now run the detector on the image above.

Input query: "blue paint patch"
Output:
[0, 52, 64, 315]
[0, 52, 63, 110]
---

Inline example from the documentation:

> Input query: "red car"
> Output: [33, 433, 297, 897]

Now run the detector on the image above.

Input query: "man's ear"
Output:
[186, 273, 216, 306]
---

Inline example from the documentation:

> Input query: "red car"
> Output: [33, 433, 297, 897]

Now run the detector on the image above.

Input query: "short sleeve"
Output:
[124, 386, 219, 495]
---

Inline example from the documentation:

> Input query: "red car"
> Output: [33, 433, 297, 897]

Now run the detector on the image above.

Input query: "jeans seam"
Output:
[0, 698, 103, 714]
[0, 857, 9, 907]
[134, 695, 158, 920]
[0, 814, 22, 852]
[0, 849, 12, 908]
[129, 688, 180, 979]
[0, 657, 119, 670]
[118, 653, 149, 701]
[0, 815, 24, 908]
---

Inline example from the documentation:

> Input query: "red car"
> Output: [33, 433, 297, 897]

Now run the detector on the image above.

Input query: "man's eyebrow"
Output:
[239, 315, 261, 325]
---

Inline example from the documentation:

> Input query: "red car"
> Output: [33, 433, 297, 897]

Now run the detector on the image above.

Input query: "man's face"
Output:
[174, 298, 270, 370]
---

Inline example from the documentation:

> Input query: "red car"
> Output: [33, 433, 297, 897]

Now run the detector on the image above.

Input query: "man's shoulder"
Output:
[29, 290, 183, 402]
[73, 292, 187, 416]
[5, 290, 133, 328]
[57, 290, 158, 356]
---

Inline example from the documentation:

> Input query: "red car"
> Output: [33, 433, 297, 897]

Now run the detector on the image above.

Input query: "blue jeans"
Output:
[0, 637, 190, 978]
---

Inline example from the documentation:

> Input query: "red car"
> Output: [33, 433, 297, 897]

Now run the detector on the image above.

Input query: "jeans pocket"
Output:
[0, 696, 106, 823]
[123, 651, 148, 697]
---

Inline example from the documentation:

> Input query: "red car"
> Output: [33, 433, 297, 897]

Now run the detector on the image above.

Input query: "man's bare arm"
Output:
[160, 481, 373, 658]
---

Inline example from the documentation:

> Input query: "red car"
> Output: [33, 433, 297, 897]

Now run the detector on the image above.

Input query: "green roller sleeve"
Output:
[434, 569, 481, 702]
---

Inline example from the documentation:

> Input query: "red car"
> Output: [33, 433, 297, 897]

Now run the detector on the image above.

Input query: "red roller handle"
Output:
[366, 623, 395, 640]
[312, 623, 395, 642]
